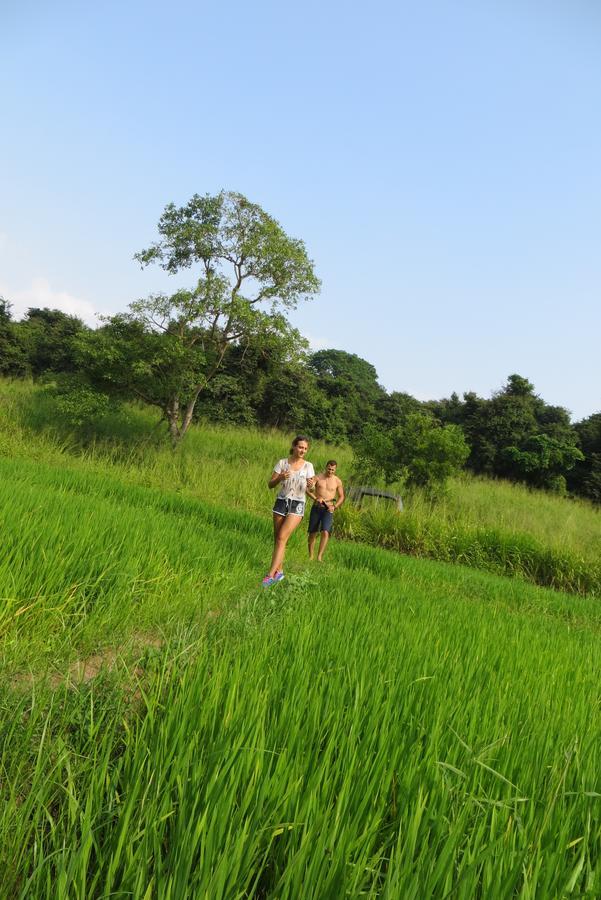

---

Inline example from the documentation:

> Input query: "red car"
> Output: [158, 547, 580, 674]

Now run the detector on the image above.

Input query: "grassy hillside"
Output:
[2, 379, 598, 596]
[2, 380, 601, 896]
[2, 379, 599, 555]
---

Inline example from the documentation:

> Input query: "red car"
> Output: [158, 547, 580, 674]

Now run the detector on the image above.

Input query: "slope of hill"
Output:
[2, 382, 601, 896]
[2, 380, 598, 595]
[2, 379, 599, 552]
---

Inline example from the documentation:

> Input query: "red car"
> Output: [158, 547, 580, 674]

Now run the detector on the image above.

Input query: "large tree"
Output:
[80, 191, 320, 444]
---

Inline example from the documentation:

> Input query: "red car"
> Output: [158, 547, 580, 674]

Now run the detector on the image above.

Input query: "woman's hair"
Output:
[290, 435, 310, 453]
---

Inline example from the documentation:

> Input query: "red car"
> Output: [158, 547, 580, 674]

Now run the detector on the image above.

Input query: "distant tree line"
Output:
[1, 297, 599, 503]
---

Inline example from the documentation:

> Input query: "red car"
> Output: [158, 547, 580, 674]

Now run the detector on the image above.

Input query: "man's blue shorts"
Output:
[308, 502, 334, 534]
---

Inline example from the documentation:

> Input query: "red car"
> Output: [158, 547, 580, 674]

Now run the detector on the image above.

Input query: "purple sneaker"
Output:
[273, 571, 285, 582]
[262, 575, 274, 587]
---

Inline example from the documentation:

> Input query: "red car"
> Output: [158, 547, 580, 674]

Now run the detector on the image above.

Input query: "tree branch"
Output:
[146, 314, 174, 334]
[247, 287, 272, 305]
[131, 385, 155, 406]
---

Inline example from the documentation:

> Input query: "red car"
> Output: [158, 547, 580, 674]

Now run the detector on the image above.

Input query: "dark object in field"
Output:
[347, 485, 403, 511]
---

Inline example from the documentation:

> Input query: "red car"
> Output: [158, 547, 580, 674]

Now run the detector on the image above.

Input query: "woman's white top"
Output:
[274, 458, 315, 501]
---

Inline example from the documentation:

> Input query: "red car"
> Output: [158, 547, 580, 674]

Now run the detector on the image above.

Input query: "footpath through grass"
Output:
[2, 445, 601, 897]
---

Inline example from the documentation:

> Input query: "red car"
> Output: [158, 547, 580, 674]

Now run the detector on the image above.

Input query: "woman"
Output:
[263, 435, 315, 586]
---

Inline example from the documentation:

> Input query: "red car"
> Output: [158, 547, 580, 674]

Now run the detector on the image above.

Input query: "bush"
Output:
[46, 377, 111, 429]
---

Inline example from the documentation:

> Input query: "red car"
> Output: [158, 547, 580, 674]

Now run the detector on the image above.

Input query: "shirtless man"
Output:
[307, 460, 345, 561]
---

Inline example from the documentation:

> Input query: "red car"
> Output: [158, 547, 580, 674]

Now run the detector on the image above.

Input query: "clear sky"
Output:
[2, 0, 600, 421]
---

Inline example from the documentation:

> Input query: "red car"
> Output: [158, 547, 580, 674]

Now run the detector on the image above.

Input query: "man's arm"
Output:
[333, 478, 345, 510]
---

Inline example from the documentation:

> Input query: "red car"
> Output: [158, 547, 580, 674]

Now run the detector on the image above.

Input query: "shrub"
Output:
[46, 377, 111, 429]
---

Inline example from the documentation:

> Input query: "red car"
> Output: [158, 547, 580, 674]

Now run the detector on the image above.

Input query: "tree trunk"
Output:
[180, 348, 229, 438]
[166, 397, 181, 448]
[180, 391, 201, 438]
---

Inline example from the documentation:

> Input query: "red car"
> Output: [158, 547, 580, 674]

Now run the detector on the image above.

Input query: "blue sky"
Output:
[2, 0, 600, 420]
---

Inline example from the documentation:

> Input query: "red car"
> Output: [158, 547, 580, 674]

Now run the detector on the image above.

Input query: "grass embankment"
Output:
[337, 503, 601, 597]
[2, 450, 601, 897]
[1, 381, 601, 896]
[431, 475, 600, 561]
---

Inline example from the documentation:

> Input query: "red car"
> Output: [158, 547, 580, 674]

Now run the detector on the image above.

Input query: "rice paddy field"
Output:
[2, 380, 601, 897]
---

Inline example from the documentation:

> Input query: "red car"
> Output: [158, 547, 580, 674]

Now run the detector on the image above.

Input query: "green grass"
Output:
[337, 502, 601, 597]
[2, 379, 601, 896]
[411, 474, 601, 562]
[6, 574, 601, 898]
[3, 379, 598, 558]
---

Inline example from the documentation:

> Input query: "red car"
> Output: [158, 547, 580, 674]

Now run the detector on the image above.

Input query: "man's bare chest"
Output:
[316, 476, 337, 496]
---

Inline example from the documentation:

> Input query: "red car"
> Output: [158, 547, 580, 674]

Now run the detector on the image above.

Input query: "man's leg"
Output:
[317, 530, 330, 561]
[317, 508, 334, 561]
[307, 504, 321, 559]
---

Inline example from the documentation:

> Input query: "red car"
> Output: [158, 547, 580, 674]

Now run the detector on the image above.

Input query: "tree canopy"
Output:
[353, 413, 469, 493]
[80, 191, 321, 443]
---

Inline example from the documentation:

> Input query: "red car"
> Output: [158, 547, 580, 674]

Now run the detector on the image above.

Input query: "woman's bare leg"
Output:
[268, 513, 286, 573]
[269, 514, 303, 577]
[273, 512, 285, 542]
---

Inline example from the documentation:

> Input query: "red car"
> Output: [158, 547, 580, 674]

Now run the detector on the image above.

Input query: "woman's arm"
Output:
[268, 464, 289, 489]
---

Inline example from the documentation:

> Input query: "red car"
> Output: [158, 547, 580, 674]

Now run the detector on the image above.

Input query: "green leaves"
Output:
[353, 414, 470, 493]
[46, 376, 111, 429]
[134, 193, 223, 273]
[135, 190, 321, 309]
[122, 191, 320, 441]
[393, 414, 470, 490]
[502, 435, 584, 484]
[0, 297, 30, 377]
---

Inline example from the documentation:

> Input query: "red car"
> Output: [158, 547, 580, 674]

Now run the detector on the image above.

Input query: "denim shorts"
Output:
[308, 502, 334, 534]
[273, 497, 306, 518]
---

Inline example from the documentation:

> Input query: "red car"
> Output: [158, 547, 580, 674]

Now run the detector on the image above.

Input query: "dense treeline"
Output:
[1, 296, 599, 502]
